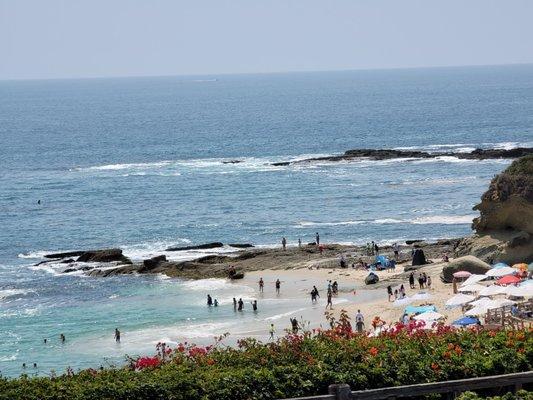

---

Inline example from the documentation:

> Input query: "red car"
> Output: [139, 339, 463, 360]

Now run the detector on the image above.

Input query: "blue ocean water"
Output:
[1, 65, 532, 376]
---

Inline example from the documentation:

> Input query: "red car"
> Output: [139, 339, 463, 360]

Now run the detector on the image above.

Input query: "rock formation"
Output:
[455, 155, 533, 264]
[440, 255, 491, 283]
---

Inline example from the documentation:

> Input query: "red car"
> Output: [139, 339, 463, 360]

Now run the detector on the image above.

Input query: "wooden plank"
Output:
[351, 371, 533, 400]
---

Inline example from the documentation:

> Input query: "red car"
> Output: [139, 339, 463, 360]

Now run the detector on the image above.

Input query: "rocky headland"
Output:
[455, 154, 533, 264]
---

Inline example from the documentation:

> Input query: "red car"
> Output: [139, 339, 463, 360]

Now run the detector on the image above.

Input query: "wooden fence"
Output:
[282, 371, 533, 400]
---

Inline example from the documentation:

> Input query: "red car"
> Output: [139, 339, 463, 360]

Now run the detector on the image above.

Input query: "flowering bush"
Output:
[0, 314, 531, 400]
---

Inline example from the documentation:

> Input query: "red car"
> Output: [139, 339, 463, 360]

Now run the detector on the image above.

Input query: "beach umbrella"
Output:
[452, 316, 479, 326]
[458, 284, 485, 293]
[393, 297, 413, 307]
[461, 274, 488, 286]
[485, 266, 516, 277]
[513, 263, 528, 272]
[414, 311, 444, 322]
[479, 285, 507, 297]
[453, 271, 472, 278]
[470, 297, 493, 307]
[496, 275, 521, 285]
[465, 306, 489, 316]
[492, 262, 509, 269]
[411, 291, 431, 301]
[506, 285, 532, 297]
[487, 299, 515, 309]
[445, 293, 475, 307]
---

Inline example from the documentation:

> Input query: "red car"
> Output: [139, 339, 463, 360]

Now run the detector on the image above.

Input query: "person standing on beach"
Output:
[311, 286, 319, 302]
[355, 310, 365, 333]
[259, 277, 264, 292]
[269, 323, 275, 340]
[275, 279, 281, 294]
[409, 272, 415, 289]
[387, 285, 393, 302]
[427, 275, 432, 289]
[371, 241, 375, 255]
[418, 274, 424, 289]
[290, 318, 299, 333]
[281, 237, 287, 250]
[325, 289, 333, 309]
[298, 238, 302, 248]
[315, 232, 320, 245]
[238, 298, 244, 311]
[374, 242, 380, 255]
[114, 328, 121, 343]
[392, 243, 400, 261]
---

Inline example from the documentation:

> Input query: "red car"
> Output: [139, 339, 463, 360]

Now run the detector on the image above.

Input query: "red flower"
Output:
[369, 347, 379, 356]
[135, 356, 160, 370]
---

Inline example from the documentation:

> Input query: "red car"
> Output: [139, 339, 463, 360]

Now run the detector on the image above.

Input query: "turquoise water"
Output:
[1, 65, 532, 376]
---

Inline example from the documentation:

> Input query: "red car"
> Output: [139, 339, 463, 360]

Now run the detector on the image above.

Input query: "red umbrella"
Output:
[496, 275, 520, 285]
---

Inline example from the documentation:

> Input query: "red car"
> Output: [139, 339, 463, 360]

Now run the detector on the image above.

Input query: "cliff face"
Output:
[456, 155, 533, 264]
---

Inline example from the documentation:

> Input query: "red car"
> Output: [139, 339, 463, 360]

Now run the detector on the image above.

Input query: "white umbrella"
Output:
[487, 298, 515, 309]
[458, 284, 485, 293]
[479, 285, 507, 297]
[411, 292, 432, 301]
[469, 297, 493, 307]
[465, 305, 489, 316]
[461, 274, 488, 286]
[414, 311, 444, 321]
[506, 285, 532, 297]
[445, 293, 475, 307]
[393, 297, 413, 307]
[485, 266, 516, 277]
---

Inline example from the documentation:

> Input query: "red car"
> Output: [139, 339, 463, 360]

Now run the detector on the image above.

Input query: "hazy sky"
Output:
[1, 0, 533, 80]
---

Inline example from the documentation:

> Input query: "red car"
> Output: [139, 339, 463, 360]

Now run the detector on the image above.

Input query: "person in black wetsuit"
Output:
[207, 294, 213, 306]
[238, 298, 244, 311]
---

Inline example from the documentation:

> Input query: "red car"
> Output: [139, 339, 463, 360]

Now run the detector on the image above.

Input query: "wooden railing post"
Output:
[328, 384, 352, 400]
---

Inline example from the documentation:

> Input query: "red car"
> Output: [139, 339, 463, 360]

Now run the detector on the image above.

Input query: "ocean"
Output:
[1, 64, 532, 376]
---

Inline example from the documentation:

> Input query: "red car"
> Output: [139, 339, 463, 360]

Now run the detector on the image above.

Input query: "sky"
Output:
[1, 0, 533, 80]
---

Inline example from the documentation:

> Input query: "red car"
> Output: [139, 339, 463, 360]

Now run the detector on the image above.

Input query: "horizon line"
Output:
[1, 62, 533, 83]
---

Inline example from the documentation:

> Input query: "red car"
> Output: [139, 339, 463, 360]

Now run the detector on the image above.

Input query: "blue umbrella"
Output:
[492, 262, 509, 269]
[452, 316, 479, 326]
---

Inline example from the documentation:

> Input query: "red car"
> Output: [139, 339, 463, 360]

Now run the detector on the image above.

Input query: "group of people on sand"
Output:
[409, 271, 431, 289]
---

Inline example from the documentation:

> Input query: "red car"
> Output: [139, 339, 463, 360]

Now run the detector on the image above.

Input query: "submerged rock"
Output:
[228, 243, 254, 248]
[166, 242, 224, 251]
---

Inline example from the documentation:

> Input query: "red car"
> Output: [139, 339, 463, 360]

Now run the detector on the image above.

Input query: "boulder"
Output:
[77, 249, 132, 264]
[405, 240, 424, 245]
[365, 273, 379, 285]
[44, 251, 85, 259]
[166, 242, 224, 251]
[440, 256, 491, 283]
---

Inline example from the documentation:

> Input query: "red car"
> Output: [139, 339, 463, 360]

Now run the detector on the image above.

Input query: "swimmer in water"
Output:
[115, 328, 121, 343]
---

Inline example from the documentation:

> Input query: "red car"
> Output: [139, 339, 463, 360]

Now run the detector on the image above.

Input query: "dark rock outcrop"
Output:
[77, 249, 132, 264]
[166, 242, 224, 251]
[271, 147, 533, 166]
[456, 155, 533, 264]
[228, 243, 254, 248]
[440, 256, 491, 283]
[139, 255, 167, 273]
[412, 249, 427, 266]
[44, 251, 85, 259]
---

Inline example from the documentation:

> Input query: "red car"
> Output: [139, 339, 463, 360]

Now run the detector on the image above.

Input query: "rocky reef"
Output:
[271, 147, 533, 166]
[455, 155, 533, 264]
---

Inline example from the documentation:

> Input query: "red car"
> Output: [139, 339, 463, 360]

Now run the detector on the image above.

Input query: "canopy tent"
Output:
[487, 298, 515, 309]
[458, 284, 485, 293]
[411, 292, 431, 301]
[485, 266, 516, 277]
[461, 274, 488, 286]
[452, 316, 479, 326]
[492, 262, 509, 269]
[465, 306, 489, 316]
[414, 311, 444, 322]
[404, 305, 436, 315]
[393, 297, 413, 307]
[445, 293, 475, 307]
[496, 275, 521, 285]
[479, 285, 507, 297]
[375, 255, 391, 267]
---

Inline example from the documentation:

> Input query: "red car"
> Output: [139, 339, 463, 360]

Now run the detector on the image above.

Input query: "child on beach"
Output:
[325, 289, 333, 309]
[387, 285, 393, 301]
[259, 277, 264, 292]
[269, 324, 275, 340]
